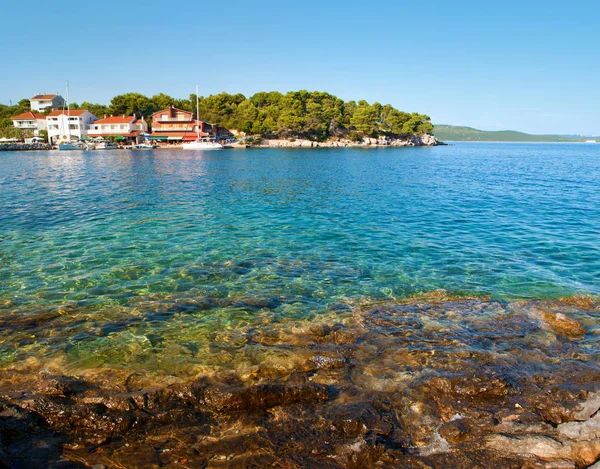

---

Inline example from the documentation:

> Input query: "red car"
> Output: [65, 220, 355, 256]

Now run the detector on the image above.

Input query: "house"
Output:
[46, 110, 98, 144]
[88, 115, 148, 144]
[150, 105, 232, 143]
[12, 111, 48, 136]
[150, 106, 200, 143]
[30, 94, 65, 112]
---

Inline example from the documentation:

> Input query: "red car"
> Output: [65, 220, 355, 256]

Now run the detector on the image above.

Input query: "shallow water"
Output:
[1, 143, 599, 375]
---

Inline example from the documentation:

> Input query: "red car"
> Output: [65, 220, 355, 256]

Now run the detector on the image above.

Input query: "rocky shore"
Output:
[0, 142, 52, 151]
[232, 133, 441, 149]
[0, 294, 599, 468]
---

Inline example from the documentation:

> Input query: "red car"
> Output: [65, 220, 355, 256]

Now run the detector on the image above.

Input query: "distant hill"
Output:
[434, 125, 598, 142]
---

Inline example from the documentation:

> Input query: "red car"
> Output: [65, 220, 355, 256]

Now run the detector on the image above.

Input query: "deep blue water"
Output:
[1, 143, 599, 308]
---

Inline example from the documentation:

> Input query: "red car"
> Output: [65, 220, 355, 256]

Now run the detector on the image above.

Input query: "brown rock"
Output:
[202, 383, 330, 412]
[439, 419, 471, 443]
[539, 311, 586, 338]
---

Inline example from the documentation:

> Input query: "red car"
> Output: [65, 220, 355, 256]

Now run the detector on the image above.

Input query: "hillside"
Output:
[434, 125, 598, 142]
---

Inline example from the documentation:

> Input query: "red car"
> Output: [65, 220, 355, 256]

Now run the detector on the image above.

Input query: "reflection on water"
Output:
[0, 144, 600, 373]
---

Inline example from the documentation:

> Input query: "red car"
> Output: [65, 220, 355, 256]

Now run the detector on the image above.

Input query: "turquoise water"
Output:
[1, 143, 599, 373]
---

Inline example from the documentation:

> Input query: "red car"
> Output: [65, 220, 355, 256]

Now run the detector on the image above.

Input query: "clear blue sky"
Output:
[2, 0, 598, 135]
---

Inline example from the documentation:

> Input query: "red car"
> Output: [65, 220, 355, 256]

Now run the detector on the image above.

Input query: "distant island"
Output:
[434, 124, 599, 143]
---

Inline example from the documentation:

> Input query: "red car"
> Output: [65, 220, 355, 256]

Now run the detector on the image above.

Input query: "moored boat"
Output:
[182, 85, 224, 151]
[58, 141, 85, 150]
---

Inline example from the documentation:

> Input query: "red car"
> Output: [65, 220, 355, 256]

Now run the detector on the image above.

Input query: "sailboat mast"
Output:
[196, 85, 200, 140]
[66, 81, 71, 140]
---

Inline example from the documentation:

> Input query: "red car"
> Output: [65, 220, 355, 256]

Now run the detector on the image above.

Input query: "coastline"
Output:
[1, 293, 599, 468]
[0, 134, 442, 152]
[234, 133, 441, 149]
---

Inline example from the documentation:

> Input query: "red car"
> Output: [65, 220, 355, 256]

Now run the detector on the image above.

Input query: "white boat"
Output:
[134, 143, 157, 149]
[182, 85, 223, 151]
[182, 138, 224, 150]
[95, 140, 118, 150]
[56, 81, 84, 151]
[58, 141, 85, 150]
[584, 140, 597, 144]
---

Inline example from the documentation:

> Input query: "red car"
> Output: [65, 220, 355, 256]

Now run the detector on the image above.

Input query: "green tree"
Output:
[109, 93, 158, 118]
[151, 93, 177, 110]
[80, 102, 110, 119]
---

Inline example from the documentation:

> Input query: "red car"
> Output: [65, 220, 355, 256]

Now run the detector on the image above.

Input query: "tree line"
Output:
[1, 91, 433, 141]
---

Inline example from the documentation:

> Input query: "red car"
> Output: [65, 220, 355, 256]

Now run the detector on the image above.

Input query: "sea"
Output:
[0, 142, 599, 374]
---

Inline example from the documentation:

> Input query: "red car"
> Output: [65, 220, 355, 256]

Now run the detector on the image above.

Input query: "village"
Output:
[9, 92, 233, 148]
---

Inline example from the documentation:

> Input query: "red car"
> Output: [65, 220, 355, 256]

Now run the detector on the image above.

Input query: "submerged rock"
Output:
[539, 310, 587, 338]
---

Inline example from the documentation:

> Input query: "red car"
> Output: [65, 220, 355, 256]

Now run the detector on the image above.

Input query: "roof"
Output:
[87, 131, 142, 138]
[47, 110, 90, 117]
[93, 115, 136, 124]
[152, 106, 194, 117]
[150, 131, 211, 138]
[12, 111, 46, 120]
[31, 94, 59, 100]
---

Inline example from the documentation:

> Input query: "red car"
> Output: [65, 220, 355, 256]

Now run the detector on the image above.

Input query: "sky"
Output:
[1, 0, 598, 135]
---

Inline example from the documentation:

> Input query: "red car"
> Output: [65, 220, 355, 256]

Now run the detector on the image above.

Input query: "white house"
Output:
[12, 111, 48, 136]
[88, 115, 148, 144]
[46, 110, 98, 144]
[30, 94, 65, 112]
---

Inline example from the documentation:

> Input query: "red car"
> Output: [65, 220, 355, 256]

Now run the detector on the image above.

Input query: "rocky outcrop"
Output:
[0, 296, 599, 468]
[237, 133, 443, 148]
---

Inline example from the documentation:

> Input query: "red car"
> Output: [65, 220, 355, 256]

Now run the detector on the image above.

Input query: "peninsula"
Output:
[0, 90, 439, 147]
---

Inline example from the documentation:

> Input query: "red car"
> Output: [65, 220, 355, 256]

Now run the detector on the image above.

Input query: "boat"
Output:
[94, 138, 118, 150]
[182, 138, 224, 150]
[56, 81, 85, 151]
[584, 140, 597, 144]
[58, 141, 85, 150]
[134, 133, 157, 149]
[182, 85, 223, 151]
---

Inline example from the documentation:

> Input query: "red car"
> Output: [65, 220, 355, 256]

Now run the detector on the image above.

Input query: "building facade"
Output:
[150, 105, 231, 143]
[150, 106, 200, 143]
[12, 112, 47, 136]
[46, 110, 98, 144]
[88, 115, 148, 144]
[30, 94, 65, 112]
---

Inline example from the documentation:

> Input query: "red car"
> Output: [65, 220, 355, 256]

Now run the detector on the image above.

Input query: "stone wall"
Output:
[0, 143, 52, 151]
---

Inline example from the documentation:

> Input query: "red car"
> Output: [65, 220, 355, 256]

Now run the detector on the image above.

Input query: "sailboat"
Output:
[182, 85, 223, 150]
[58, 81, 84, 150]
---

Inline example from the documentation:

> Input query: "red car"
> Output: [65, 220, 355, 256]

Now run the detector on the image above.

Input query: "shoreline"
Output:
[0, 134, 442, 152]
[1, 293, 599, 468]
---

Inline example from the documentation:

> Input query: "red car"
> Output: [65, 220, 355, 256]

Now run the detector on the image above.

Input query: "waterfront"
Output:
[1, 143, 600, 468]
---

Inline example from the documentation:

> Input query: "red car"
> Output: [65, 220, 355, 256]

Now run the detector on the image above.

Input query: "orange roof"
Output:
[152, 106, 194, 117]
[31, 94, 59, 100]
[12, 111, 45, 120]
[89, 131, 142, 137]
[47, 110, 90, 117]
[150, 131, 209, 138]
[93, 115, 136, 124]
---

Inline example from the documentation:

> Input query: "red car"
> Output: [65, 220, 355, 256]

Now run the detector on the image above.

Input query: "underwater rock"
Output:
[1, 297, 599, 467]
[438, 418, 471, 443]
[202, 382, 330, 412]
[539, 310, 587, 338]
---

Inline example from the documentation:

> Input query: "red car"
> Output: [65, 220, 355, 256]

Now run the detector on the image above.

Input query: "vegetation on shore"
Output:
[434, 124, 598, 142]
[1, 91, 434, 141]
